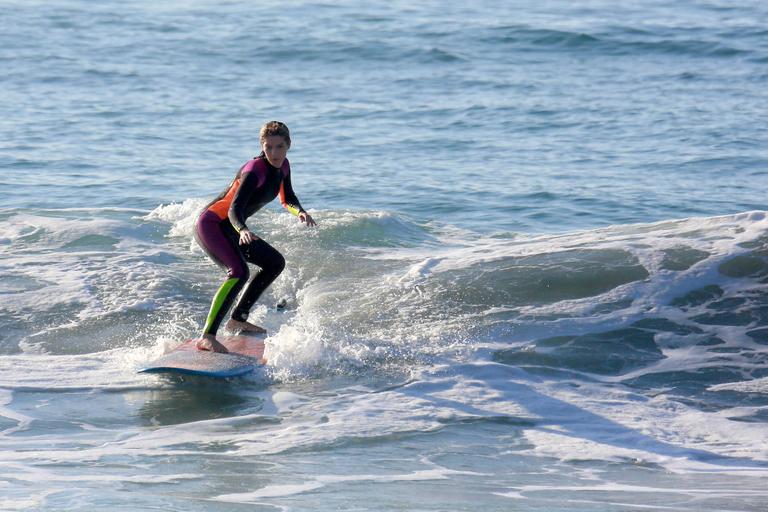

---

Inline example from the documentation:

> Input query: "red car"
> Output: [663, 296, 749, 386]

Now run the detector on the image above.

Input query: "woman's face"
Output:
[262, 135, 289, 168]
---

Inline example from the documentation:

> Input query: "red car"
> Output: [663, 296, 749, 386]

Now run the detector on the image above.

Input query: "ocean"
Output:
[2, 0, 768, 510]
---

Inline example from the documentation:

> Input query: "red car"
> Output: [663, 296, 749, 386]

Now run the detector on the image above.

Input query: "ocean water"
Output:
[2, 0, 768, 510]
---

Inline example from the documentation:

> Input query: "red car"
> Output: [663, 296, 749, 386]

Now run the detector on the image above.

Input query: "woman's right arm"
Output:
[228, 167, 263, 235]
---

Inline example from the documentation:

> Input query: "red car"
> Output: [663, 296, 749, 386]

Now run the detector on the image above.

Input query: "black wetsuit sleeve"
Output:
[229, 170, 261, 232]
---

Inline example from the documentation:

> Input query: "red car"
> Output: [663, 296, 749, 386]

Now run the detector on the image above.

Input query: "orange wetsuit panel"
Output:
[207, 178, 241, 220]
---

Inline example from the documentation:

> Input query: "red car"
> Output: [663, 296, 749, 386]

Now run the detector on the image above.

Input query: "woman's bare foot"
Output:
[195, 334, 229, 353]
[225, 318, 267, 334]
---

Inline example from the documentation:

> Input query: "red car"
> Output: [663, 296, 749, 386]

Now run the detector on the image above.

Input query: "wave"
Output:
[480, 25, 756, 59]
[3, 204, 768, 400]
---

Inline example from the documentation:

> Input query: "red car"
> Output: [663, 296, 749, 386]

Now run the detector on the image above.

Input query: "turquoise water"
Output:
[2, 1, 768, 510]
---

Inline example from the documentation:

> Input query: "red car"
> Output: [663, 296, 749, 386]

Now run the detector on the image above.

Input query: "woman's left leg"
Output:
[230, 238, 286, 323]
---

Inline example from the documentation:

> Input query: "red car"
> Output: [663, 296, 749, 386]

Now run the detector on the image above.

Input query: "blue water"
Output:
[2, 1, 768, 510]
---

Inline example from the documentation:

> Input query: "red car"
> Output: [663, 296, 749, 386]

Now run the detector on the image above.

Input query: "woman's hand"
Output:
[299, 212, 317, 227]
[239, 228, 259, 245]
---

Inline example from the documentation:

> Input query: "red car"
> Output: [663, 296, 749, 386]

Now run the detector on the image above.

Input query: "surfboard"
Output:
[139, 335, 267, 378]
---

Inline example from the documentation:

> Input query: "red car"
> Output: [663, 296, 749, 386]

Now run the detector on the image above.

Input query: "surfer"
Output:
[193, 121, 316, 353]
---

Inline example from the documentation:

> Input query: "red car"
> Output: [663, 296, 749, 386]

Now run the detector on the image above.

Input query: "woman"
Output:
[194, 121, 316, 353]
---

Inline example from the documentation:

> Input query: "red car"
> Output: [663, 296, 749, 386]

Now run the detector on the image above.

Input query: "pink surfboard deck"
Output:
[139, 335, 267, 378]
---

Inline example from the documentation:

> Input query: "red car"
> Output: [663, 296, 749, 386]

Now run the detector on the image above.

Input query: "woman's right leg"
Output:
[194, 211, 249, 338]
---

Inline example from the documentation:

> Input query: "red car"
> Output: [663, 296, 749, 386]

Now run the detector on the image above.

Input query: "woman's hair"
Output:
[259, 121, 291, 147]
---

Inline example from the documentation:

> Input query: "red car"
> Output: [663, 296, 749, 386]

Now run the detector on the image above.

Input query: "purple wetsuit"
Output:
[195, 154, 305, 335]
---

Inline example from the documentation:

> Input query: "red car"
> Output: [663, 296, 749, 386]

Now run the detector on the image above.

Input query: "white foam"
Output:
[0, 347, 160, 392]
[144, 198, 207, 238]
[1, 213, 177, 319]
[515, 378, 768, 474]
[495, 482, 768, 504]
[214, 465, 483, 502]
[709, 377, 768, 393]
[3, 207, 768, 494]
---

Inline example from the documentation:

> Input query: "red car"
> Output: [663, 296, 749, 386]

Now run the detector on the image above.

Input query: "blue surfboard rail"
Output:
[138, 364, 257, 378]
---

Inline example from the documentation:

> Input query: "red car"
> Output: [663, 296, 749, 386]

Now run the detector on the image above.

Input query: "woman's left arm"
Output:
[279, 167, 317, 226]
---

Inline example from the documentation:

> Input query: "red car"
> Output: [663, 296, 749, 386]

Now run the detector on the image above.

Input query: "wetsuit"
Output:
[195, 154, 305, 335]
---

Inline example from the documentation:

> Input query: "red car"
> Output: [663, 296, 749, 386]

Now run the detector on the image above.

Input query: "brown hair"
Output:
[259, 121, 291, 148]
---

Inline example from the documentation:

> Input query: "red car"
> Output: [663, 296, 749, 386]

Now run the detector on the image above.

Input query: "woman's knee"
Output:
[273, 252, 286, 274]
[244, 241, 285, 275]
[261, 251, 285, 279]
[227, 263, 249, 280]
